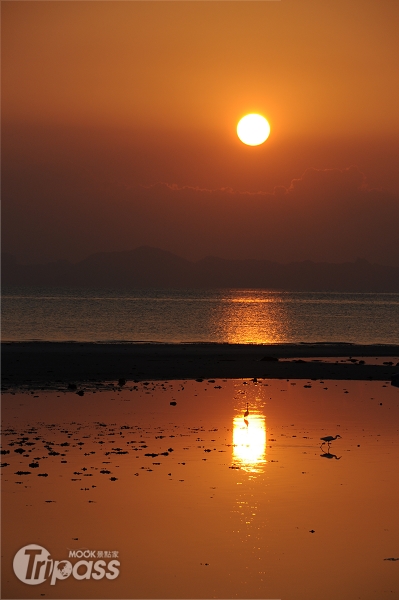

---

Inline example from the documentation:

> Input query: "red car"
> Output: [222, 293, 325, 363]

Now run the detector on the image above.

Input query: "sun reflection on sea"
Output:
[215, 290, 290, 344]
[232, 412, 267, 474]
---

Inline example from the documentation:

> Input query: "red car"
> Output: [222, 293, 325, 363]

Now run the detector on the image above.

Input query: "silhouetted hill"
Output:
[2, 247, 399, 292]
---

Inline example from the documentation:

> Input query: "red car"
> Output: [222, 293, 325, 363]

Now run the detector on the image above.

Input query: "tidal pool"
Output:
[2, 378, 399, 599]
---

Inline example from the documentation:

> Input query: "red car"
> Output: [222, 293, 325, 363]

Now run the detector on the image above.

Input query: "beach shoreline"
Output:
[2, 342, 398, 390]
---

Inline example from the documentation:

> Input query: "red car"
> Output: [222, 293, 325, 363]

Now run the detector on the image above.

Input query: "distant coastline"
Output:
[3, 246, 399, 292]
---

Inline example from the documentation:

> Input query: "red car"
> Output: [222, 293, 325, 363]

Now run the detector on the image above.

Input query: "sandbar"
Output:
[2, 342, 398, 390]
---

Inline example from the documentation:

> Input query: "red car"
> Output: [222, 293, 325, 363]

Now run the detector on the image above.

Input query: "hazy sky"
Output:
[2, 0, 399, 265]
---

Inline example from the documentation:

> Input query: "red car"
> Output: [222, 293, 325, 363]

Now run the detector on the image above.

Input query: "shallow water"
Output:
[2, 379, 399, 599]
[2, 287, 399, 344]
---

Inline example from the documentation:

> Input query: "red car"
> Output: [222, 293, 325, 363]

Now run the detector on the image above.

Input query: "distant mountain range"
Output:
[2, 247, 399, 292]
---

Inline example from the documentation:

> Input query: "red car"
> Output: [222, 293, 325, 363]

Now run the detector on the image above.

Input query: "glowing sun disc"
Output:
[237, 114, 270, 146]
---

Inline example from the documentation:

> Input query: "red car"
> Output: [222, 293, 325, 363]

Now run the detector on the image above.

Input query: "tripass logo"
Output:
[13, 544, 120, 585]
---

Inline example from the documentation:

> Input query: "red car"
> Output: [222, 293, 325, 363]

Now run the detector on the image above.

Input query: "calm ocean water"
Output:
[2, 286, 399, 345]
[2, 286, 399, 343]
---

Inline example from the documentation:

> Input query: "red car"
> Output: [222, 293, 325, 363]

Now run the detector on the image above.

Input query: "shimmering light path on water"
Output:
[2, 287, 399, 344]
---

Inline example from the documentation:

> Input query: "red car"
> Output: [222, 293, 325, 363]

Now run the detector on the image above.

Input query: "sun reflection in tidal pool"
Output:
[232, 413, 266, 473]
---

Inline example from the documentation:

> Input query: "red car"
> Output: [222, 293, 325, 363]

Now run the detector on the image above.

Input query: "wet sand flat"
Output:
[2, 378, 399, 600]
[2, 342, 399, 389]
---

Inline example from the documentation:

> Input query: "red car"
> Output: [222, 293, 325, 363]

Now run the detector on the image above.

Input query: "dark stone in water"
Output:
[384, 557, 399, 561]
[391, 373, 399, 388]
[170, 401, 177, 406]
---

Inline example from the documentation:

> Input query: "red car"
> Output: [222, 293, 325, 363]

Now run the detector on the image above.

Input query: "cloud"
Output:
[286, 165, 368, 197]
[141, 166, 372, 200]
[3, 160, 398, 267]
[132, 166, 398, 266]
[141, 182, 271, 196]
[142, 182, 234, 194]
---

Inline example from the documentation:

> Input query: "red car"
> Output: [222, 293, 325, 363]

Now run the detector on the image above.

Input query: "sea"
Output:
[2, 286, 399, 344]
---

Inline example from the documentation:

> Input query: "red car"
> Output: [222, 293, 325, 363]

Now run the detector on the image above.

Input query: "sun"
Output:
[237, 114, 270, 146]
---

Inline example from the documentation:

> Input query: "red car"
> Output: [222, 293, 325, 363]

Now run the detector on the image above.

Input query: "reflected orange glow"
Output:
[3, 381, 399, 600]
[217, 290, 290, 344]
[232, 413, 266, 473]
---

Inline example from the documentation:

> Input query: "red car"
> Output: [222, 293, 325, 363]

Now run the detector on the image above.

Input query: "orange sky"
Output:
[2, 1, 399, 265]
